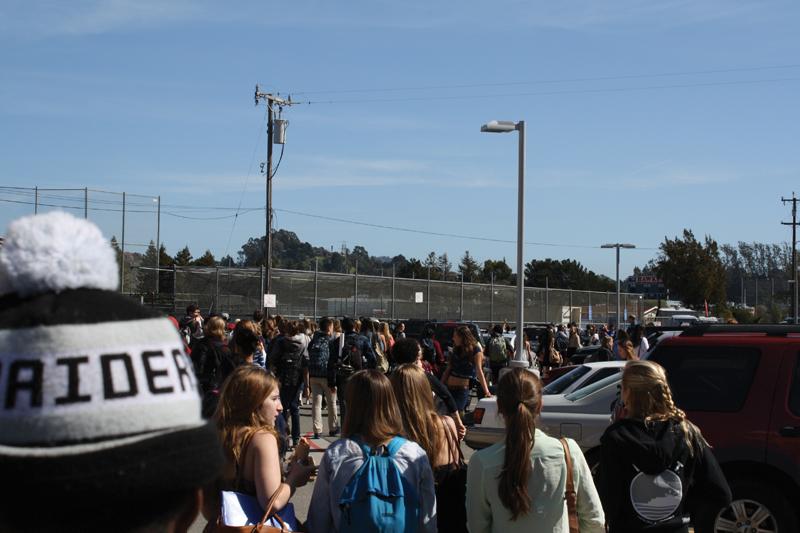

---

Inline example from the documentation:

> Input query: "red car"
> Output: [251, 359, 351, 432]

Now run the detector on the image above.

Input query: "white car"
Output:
[542, 361, 625, 396]
[464, 371, 622, 472]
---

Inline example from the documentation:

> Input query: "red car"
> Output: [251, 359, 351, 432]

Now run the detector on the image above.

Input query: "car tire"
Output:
[696, 479, 798, 533]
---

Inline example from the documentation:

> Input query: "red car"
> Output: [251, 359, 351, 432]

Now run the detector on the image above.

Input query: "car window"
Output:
[565, 372, 621, 401]
[578, 367, 621, 389]
[790, 353, 800, 417]
[649, 345, 760, 412]
[543, 365, 591, 395]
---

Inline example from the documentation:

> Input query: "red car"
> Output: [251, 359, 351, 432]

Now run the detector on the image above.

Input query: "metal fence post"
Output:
[490, 272, 494, 325]
[314, 259, 319, 320]
[427, 266, 432, 320]
[606, 291, 611, 326]
[460, 275, 464, 321]
[172, 264, 177, 315]
[353, 261, 358, 317]
[215, 267, 220, 313]
[569, 289, 573, 322]
[391, 264, 396, 321]
[545, 276, 549, 323]
[260, 265, 265, 313]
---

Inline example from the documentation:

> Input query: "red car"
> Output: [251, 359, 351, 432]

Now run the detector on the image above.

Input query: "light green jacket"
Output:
[466, 429, 605, 533]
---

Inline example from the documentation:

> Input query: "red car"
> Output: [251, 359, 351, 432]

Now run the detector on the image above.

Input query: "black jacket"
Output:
[599, 418, 731, 532]
[269, 335, 308, 387]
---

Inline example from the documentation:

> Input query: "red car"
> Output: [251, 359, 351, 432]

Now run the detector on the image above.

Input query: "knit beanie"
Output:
[0, 212, 223, 516]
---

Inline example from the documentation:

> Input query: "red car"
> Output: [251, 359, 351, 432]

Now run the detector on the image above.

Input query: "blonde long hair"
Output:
[390, 364, 443, 465]
[215, 365, 280, 465]
[622, 360, 707, 457]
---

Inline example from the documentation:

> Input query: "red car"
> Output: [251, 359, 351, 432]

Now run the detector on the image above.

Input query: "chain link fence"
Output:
[133, 265, 656, 326]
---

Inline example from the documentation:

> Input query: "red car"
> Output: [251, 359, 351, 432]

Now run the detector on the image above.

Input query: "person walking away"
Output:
[308, 317, 340, 439]
[466, 368, 606, 533]
[536, 327, 563, 375]
[391, 364, 468, 533]
[598, 360, 731, 532]
[420, 326, 445, 376]
[567, 324, 582, 359]
[618, 339, 638, 361]
[555, 324, 569, 355]
[630, 324, 650, 359]
[381, 321, 395, 356]
[391, 337, 467, 440]
[441, 326, 491, 414]
[586, 335, 614, 363]
[192, 315, 233, 418]
[269, 320, 310, 447]
[208, 365, 314, 530]
[307, 369, 437, 533]
[486, 325, 512, 387]
[326, 317, 377, 423]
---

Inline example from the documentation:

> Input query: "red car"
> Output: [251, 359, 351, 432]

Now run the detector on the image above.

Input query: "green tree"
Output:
[482, 258, 512, 284]
[158, 244, 173, 267]
[193, 250, 216, 266]
[437, 253, 452, 279]
[173, 246, 193, 266]
[656, 229, 727, 308]
[524, 258, 614, 291]
[458, 251, 481, 282]
[219, 254, 237, 267]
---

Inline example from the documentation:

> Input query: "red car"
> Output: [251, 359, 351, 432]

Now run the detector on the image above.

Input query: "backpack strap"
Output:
[385, 436, 406, 456]
[559, 437, 579, 533]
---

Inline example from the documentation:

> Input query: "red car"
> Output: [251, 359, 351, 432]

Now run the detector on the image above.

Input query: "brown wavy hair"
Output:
[453, 326, 478, 363]
[215, 365, 280, 465]
[390, 364, 444, 465]
[622, 360, 707, 457]
[343, 369, 404, 446]
[496, 368, 543, 520]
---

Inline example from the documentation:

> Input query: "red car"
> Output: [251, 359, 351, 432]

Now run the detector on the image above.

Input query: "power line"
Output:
[0, 193, 659, 251]
[288, 63, 800, 96]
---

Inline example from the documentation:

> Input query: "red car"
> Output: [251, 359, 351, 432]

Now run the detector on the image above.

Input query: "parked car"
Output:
[646, 324, 800, 532]
[465, 370, 622, 473]
[542, 361, 625, 396]
[426, 321, 483, 350]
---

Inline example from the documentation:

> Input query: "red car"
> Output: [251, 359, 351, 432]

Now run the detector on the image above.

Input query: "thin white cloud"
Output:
[1, 0, 783, 39]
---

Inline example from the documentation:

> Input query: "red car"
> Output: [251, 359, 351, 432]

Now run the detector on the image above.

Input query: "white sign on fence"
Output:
[264, 294, 277, 308]
[415, 292, 424, 303]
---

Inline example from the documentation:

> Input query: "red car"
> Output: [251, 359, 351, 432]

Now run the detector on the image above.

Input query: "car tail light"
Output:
[473, 407, 485, 425]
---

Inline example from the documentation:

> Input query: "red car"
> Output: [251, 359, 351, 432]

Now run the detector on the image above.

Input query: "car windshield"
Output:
[543, 365, 591, 395]
[565, 372, 621, 401]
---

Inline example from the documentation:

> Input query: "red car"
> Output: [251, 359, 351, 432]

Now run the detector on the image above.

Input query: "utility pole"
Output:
[601, 243, 636, 328]
[782, 193, 799, 324]
[254, 86, 293, 309]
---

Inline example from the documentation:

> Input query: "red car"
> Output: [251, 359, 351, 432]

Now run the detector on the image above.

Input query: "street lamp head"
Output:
[601, 243, 636, 249]
[481, 120, 518, 133]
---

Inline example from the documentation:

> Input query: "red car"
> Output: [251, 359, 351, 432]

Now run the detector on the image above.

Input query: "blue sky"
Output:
[2, 0, 800, 278]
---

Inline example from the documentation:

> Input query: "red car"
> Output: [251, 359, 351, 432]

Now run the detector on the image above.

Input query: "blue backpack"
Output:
[338, 437, 418, 533]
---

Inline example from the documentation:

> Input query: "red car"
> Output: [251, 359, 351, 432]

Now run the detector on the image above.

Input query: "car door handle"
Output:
[779, 426, 800, 437]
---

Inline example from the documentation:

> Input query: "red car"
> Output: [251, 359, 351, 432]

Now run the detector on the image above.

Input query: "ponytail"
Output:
[496, 368, 543, 520]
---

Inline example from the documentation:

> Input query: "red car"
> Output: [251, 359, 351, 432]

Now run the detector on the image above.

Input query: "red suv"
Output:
[647, 325, 800, 532]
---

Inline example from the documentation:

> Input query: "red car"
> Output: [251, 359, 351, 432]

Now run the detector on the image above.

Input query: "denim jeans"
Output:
[280, 380, 304, 442]
[448, 386, 471, 413]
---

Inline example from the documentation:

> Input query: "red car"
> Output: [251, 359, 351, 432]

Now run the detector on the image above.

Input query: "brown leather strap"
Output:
[256, 483, 289, 530]
[560, 437, 579, 533]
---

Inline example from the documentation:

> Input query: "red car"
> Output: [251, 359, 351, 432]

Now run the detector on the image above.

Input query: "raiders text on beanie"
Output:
[0, 211, 223, 507]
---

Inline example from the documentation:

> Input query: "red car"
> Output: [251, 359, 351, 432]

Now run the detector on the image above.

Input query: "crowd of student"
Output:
[0, 212, 732, 533]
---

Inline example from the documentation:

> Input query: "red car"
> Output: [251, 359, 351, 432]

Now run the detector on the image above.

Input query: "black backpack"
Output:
[308, 333, 332, 378]
[420, 338, 436, 365]
[337, 334, 364, 381]
[277, 338, 305, 386]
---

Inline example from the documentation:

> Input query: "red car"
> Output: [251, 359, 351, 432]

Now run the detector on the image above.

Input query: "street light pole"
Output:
[601, 243, 636, 330]
[481, 119, 526, 358]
